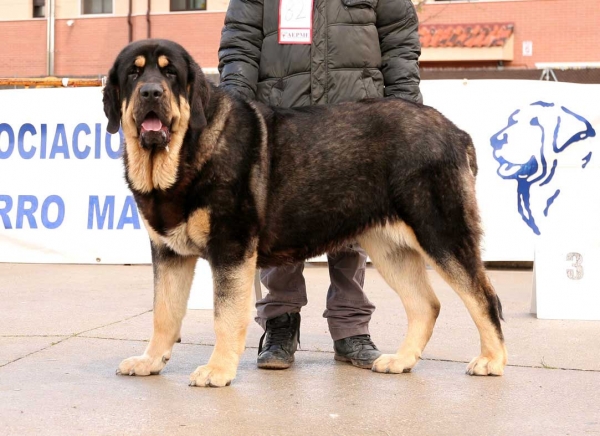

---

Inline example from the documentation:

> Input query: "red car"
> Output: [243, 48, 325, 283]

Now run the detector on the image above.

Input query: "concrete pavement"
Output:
[1, 263, 599, 435]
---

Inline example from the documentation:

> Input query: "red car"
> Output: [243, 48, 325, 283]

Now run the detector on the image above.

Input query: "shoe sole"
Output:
[334, 354, 373, 369]
[257, 356, 294, 370]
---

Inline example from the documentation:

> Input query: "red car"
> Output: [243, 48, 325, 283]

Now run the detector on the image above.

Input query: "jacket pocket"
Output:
[342, 0, 378, 8]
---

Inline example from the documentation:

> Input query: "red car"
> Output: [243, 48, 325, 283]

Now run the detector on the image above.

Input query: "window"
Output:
[33, 0, 45, 18]
[82, 0, 113, 15]
[170, 0, 207, 12]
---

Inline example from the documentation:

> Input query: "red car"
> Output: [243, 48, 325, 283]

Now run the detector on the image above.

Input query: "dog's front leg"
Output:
[189, 252, 256, 387]
[118, 244, 196, 376]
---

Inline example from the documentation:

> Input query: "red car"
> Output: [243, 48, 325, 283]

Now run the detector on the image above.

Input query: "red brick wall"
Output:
[54, 12, 226, 76]
[145, 13, 226, 70]
[1, 1, 598, 77]
[0, 20, 47, 77]
[54, 17, 130, 77]
[129, 12, 227, 69]
[0, 12, 225, 78]
[417, 0, 600, 68]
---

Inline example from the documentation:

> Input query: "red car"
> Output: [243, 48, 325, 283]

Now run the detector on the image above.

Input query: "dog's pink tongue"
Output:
[142, 115, 162, 131]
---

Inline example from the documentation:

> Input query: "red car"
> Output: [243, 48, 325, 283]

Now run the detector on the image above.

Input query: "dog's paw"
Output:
[189, 364, 236, 387]
[466, 355, 505, 376]
[371, 353, 417, 374]
[116, 354, 167, 376]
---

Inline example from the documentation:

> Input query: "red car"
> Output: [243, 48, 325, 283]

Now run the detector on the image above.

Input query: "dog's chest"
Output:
[140, 204, 211, 257]
[157, 221, 206, 256]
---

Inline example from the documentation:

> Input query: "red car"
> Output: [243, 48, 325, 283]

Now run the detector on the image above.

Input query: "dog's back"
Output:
[249, 97, 477, 266]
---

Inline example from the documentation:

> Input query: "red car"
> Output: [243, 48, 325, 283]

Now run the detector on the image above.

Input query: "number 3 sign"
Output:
[566, 252, 584, 280]
[532, 241, 600, 320]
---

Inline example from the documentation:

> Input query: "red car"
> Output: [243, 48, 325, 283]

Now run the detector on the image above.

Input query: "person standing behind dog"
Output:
[218, 0, 423, 370]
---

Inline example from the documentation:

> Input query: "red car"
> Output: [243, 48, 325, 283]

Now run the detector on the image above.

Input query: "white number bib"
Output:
[279, 0, 313, 44]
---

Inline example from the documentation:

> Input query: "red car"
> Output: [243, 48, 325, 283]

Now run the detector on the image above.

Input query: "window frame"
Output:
[33, 0, 45, 18]
[80, 0, 115, 16]
[169, 0, 207, 12]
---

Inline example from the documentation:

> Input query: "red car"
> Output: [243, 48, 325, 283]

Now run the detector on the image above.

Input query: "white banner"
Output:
[1, 81, 599, 264]
[422, 80, 600, 261]
[0, 87, 151, 264]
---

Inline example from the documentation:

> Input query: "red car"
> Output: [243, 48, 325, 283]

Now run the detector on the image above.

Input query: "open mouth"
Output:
[139, 112, 171, 149]
[141, 112, 168, 134]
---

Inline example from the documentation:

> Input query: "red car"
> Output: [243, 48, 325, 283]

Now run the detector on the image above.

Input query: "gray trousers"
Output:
[255, 245, 375, 341]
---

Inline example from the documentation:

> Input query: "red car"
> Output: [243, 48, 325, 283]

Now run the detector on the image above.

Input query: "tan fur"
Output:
[121, 92, 191, 192]
[187, 208, 211, 247]
[195, 97, 232, 169]
[357, 220, 506, 375]
[150, 95, 189, 190]
[190, 251, 257, 387]
[121, 94, 154, 193]
[158, 55, 169, 68]
[117, 256, 196, 376]
[134, 55, 145, 68]
[432, 259, 508, 375]
[357, 222, 440, 373]
[160, 223, 200, 256]
[141, 208, 210, 256]
[140, 216, 163, 246]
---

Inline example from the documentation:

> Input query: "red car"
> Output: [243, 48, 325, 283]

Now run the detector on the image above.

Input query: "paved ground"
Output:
[1, 263, 599, 435]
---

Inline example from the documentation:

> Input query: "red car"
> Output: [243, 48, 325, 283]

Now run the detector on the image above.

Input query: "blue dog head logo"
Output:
[490, 102, 596, 235]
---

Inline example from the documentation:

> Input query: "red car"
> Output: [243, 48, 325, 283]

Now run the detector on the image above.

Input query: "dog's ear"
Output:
[555, 106, 596, 152]
[103, 64, 121, 134]
[186, 57, 211, 131]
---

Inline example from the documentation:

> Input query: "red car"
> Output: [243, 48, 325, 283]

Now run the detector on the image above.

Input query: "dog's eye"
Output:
[128, 68, 140, 80]
[164, 69, 177, 79]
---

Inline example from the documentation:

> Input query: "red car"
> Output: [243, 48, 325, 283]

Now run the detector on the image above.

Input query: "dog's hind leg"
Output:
[399, 171, 507, 376]
[357, 226, 441, 374]
[117, 245, 197, 376]
[430, 256, 507, 376]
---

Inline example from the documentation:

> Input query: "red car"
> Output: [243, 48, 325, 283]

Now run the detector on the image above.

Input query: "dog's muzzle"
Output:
[137, 83, 172, 150]
[140, 112, 171, 150]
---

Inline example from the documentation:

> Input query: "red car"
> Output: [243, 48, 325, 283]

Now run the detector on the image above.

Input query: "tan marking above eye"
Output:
[158, 55, 169, 68]
[134, 56, 146, 68]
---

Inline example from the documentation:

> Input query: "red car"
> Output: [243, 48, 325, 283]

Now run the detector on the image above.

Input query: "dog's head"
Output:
[103, 39, 210, 151]
[490, 102, 596, 184]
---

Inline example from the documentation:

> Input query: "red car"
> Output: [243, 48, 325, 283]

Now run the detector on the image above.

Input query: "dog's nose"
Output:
[140, 83, 163, 102]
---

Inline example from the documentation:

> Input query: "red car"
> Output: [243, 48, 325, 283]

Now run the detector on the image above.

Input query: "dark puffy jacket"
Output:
[218, 0, 422, 108]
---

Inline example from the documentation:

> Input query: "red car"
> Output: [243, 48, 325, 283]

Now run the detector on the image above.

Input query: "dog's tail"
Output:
[464, 133, 478, 177]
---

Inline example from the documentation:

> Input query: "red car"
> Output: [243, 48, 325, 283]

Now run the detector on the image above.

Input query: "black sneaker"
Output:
[257, 313, 301, 370]
[333, 334, 381, 369]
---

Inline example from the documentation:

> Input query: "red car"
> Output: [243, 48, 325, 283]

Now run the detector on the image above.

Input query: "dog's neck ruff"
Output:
[193, 95, 233, 170]
[122, 97, 190, 193]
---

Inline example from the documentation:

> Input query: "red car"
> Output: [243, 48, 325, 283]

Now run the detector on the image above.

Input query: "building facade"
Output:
[0, 0, 598, 78]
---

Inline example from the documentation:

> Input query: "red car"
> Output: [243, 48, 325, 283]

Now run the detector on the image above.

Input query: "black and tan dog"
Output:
[103, 39, 507, 387]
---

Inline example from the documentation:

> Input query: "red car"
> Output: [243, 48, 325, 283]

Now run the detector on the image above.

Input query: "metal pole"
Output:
[46, 0, 55, 76]
[147, 0, 151, 39]
[128, 0, 133, 42]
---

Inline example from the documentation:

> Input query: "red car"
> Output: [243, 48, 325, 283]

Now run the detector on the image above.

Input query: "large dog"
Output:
[103, 39, 507, 387]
